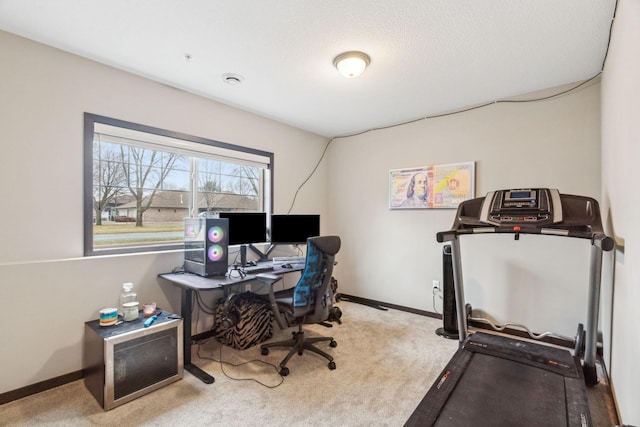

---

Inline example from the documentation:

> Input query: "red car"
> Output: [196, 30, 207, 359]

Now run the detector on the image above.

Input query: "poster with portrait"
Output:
[389, 161, 475, 209]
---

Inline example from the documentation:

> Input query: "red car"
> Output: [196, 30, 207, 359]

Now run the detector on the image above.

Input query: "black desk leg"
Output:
[181, 287, 214, 384]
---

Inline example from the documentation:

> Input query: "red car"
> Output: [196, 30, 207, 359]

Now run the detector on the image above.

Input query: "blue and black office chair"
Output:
[256, 235, 341, 376]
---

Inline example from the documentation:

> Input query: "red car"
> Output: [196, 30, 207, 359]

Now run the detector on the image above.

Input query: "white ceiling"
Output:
[0, 0, 617, 137]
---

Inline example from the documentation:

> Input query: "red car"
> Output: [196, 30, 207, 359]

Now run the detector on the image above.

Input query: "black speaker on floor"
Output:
[436, 244, 459, 339]
[183, 218, 229, 277]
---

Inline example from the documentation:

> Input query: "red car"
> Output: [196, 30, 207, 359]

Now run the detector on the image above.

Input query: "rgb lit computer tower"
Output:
[183, 218, 229, 277]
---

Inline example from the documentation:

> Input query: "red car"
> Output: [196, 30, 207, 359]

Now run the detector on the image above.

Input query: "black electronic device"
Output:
[218, 212, 267, 245]
[435, 244, 459, 340]
[183, 218, 229, 277]
[270, 214, 320, 244]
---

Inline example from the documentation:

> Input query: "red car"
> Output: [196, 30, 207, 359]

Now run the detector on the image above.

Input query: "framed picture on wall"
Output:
[389, 161, 475, 209]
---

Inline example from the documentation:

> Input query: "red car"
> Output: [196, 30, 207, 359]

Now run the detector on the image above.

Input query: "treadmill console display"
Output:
[480, 188, 562, 226]
[503, 189, 537, 208]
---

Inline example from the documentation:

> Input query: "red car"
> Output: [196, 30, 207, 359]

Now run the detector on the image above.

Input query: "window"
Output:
[84, 113, 273, 256]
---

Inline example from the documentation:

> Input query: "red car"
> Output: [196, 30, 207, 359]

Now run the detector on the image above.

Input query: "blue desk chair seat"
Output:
[256, 235, 341, 376]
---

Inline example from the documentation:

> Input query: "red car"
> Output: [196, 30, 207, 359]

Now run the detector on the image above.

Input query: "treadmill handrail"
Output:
[592, 233, 615, 251]
[437, 228, 614, 251]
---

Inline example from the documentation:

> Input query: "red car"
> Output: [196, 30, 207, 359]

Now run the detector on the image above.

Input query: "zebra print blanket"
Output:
[213, 293, 273, 350]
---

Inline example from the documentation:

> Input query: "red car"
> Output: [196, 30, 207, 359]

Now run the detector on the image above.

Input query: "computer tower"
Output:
[83, 313, 183, 410]
[183, 218, 229, 277]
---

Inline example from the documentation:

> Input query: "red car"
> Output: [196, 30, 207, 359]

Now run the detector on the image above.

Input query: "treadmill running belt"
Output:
[405, 332, 592, 427]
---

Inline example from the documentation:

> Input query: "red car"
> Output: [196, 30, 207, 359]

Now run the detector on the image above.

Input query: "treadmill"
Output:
[406, 188, 614, 427]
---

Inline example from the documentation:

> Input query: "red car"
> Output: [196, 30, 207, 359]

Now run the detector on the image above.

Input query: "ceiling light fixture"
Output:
[333, 51, 371, 78]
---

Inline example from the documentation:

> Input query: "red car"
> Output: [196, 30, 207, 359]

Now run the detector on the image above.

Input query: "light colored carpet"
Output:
[0, 301, 458, 426]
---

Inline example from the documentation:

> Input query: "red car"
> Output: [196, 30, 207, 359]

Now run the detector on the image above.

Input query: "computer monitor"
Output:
[270, 214, 320, 245]
[218, 212, 267, 245]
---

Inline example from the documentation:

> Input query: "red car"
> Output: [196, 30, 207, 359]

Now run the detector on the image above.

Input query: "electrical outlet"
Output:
[432, 280, 440, 290]
[245, 283, 252, 292]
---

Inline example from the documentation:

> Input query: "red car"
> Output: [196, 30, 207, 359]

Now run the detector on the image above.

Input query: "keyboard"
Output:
[272, 256, 305, 264]
[243, 264, 274, 274]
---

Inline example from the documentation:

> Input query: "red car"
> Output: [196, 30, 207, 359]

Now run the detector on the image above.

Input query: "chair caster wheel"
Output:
[328, 361, 336, 370]
[261, 347, 269, 355]
[330, 340, 337, 348]
[279, 367, 290, 376]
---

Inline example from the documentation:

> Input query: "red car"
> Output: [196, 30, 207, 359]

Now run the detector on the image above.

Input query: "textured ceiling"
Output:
[0, 0, 617, 137]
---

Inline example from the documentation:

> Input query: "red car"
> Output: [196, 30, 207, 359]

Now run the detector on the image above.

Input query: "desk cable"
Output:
[227, 265, 246, 279]
[193, 290, 218, 334]
[195, 339, 285, 389]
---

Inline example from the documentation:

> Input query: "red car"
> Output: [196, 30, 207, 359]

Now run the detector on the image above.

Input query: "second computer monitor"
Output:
[270, 214, 320, 245]
[218, 212, 267, 245]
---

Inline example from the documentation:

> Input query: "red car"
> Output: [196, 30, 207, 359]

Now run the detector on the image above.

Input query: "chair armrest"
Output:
[256, 273, 287, 329]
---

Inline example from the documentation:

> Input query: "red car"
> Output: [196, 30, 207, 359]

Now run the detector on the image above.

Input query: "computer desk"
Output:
[158, 262, 304, 384]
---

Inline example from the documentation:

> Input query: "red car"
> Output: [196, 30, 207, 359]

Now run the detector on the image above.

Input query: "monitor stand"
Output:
[240, 244, 276, 267]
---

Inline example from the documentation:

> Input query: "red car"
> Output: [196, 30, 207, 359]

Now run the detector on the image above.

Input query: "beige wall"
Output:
[0, 31, 329, 394]
[328, 84, 603, 345]
[601, 0, 640, 424]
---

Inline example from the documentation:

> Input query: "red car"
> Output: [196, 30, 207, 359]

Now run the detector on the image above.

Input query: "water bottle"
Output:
[120, 282, 139, 321]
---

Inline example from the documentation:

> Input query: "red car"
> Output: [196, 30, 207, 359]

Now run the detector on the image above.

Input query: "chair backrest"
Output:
[292, 236, 341, 321]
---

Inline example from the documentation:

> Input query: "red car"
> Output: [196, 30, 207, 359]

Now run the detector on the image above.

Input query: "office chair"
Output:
[256, 235, 341, 376]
